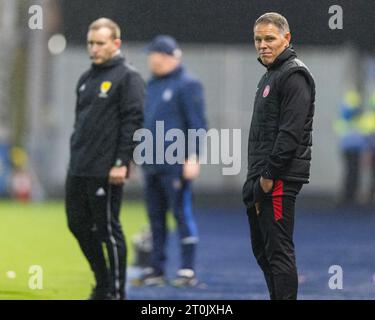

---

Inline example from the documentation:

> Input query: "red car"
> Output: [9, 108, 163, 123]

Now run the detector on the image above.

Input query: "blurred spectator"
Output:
[9, 147, 31, 202]
[358, 91, 375, 204]
[334, 89, 366, 205]
[136, 35, 207, 288]
[65, 18, 144, 300]
[0, 141, 11, 197]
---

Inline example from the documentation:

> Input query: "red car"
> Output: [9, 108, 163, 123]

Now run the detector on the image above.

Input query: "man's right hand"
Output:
[260, 176, 274, 193]
[108, 166, 127, 185]
[255, 202, 261, 215]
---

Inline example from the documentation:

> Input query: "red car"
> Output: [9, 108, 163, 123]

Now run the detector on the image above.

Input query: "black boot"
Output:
[88, 286, 112, 300]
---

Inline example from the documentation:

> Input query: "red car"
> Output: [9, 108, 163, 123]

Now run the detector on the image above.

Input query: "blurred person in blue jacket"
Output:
[334, 89, 366, 205]
[135, 35, 207, 287]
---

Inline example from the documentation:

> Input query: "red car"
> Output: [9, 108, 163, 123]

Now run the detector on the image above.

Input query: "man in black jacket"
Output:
[242, 12, 315, 300]
[65, 18, 144, 300]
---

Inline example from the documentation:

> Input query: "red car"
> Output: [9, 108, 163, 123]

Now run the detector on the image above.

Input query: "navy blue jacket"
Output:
[143, 65, 207, 175]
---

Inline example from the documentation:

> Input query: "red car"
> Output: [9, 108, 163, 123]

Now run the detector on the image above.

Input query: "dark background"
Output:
[60, 0, 374, 50]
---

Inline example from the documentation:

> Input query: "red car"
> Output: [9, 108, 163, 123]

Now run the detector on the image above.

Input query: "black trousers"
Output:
[144, 173, 198, 274]
[65, 175, 127, 299]
[247, 179, 302, 300]
[342, 149, 361, 204]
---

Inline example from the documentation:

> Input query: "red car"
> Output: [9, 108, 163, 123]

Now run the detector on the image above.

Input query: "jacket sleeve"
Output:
[73, 72, 88, 130]
[179, 79, 208, 157]
[114, 70, 145, 167]
[261, 71, 312, 180]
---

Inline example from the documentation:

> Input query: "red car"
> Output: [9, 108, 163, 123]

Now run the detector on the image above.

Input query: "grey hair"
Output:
[254, 12, 290, 34]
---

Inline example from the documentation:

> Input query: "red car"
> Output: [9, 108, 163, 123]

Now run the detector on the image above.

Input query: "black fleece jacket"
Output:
[68, 55, 144, 177]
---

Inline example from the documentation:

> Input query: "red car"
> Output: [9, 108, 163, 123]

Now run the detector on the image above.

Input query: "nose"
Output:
[258, 39, 267, 49]
[90, 44, 99, 54]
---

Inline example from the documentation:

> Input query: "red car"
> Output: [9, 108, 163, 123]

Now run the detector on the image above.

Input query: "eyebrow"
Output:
[87, 40, 106, 44]
[254, 35, 277, 40]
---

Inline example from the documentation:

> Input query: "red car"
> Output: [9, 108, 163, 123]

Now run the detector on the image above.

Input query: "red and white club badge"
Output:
[263, 85, 270, 98]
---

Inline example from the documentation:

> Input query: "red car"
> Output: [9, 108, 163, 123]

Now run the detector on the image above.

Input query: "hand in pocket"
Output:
[260, 177, 274, 193]
[255, 202, 261, 215]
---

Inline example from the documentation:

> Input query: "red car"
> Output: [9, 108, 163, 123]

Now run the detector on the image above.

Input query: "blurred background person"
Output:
[65, 18, 144, 300]
[0, 143, 11, 198]
[356, 91, 375, 205]
[134, 35, 207, 287]
[333, 89, 366, 206]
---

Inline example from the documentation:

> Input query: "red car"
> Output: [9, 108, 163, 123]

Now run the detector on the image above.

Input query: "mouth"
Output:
[260, 52, 272, 57]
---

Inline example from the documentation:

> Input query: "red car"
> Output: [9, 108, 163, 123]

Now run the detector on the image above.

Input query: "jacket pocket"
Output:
[242, 179, 255, 208]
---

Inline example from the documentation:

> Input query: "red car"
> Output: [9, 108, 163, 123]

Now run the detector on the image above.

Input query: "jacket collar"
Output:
[92, 53, 125, 69]
[257, 46, 297, 70]
[152, 64, 184, 80]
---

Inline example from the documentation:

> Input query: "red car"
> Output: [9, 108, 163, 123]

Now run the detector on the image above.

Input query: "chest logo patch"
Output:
[79, 84, 86, 92]
[99, 81, 112, 98]
[162, 89, 173, 102]
[263, 85, 270, 98]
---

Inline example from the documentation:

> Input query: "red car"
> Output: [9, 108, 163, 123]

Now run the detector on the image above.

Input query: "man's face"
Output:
[254, 23, 291, 66]
[147, 52, 178, 76]
[87, 27, 121, 65]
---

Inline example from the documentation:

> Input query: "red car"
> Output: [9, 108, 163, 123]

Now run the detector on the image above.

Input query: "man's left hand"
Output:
[183, 155, 200, 180]
[109, 166, 127, 185]
[260, 176, 273, 193]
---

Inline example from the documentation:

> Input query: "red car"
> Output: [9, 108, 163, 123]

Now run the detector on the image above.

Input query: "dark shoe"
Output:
[131, 268, 166, 287]
[109, 289, 126, 300]
[88, 286, 113, 300]
[170, 269, 199, 287]
[110, 294, 126, 300]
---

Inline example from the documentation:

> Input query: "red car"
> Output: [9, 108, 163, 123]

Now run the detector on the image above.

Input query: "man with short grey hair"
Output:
[254, 12, 290, 35]
[243, 12, 315, 299]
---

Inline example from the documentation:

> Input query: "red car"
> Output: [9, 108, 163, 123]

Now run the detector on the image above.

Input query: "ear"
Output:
[114, 38, 122, 49]
[284, 32, 291, 47]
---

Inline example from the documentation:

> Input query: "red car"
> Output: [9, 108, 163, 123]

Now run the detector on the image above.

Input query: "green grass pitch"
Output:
[0, 200, 149, 300]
